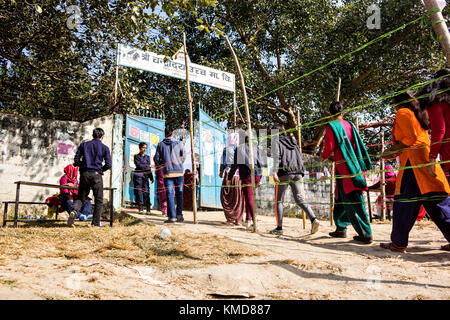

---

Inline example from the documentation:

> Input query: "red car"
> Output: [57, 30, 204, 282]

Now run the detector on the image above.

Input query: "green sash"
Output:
[328, 120, 373, 189]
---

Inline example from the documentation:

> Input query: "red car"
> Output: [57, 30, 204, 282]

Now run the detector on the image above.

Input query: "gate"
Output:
[198, 108, 226, 209]
[123, 115, 165, 207]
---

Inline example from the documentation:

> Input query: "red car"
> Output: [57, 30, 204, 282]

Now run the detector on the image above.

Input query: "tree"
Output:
[153, 0, 446, 154]
[0, 0, 216, 121]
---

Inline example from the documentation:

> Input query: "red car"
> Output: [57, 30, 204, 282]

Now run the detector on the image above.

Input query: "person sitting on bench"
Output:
[60, 164, 92, 221]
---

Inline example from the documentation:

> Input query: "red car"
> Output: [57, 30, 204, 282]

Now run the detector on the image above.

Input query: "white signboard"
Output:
[118, 44, 235, 92]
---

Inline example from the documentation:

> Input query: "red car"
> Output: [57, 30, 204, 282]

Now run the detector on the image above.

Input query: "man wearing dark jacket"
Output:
[70, 128, 111, 227]
[270, 124, 319, 235]
[154, 126, 185, 223]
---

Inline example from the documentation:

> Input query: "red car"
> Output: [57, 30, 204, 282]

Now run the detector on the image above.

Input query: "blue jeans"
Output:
[63, 197, 92, 220]
[164, 176, 184, 221]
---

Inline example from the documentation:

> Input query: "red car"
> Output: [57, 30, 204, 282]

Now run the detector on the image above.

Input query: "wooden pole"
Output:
[380, 130, 386, 221]
[423, 0, 450, 65]
[225, 35, 258, 232]
[233, 92, 237, 130]
[113, 44, 119, 110]
[297, 108, 306, 229]
[183, 32, 198, 224]
[336, 77, 342, 102]
[329, 77, 341, 226]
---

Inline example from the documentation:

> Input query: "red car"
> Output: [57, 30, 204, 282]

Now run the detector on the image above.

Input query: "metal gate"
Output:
[198, 108, 226, 209]
[123, 115, 165, 207]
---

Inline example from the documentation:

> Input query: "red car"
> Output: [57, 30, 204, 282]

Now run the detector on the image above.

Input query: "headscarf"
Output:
[64, 164, 79, 184]
[385, 164, 396, 178]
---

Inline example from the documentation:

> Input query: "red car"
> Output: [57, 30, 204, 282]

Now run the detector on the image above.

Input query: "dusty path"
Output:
[0, 209, 448, 300]
[127, 209, 450, 300]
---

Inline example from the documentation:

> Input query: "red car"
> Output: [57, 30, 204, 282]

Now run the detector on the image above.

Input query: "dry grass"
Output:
[0, 216, 263, 270]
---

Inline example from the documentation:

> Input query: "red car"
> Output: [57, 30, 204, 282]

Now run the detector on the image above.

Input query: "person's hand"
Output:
[427, 158, 437, 178]
[150, 177, 154, 183]
[226, 178, 231, 186]
[219, 171, 223, 179]
[273, 174, 280, 184]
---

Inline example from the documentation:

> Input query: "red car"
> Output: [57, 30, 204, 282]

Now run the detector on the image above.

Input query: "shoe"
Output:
[67, 210, 78, 227]
[441, 244, 450, 251]
[146, 206, 151, 214]
[311, 219, 320, 234]
[164, 220, 176, 224]
[380, 242, 406, 253]
[329, 229, 347, 238]
[353, 235, 373, 244]
[176, 217, 184, 223]
[269, 228, 283, 235]
[138, 205, 144, 213]
[91, 222, 106, 227]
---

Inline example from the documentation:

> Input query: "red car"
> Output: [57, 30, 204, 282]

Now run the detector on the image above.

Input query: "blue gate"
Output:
[198, 108, 226, 209]
[123, 115, 165, 207]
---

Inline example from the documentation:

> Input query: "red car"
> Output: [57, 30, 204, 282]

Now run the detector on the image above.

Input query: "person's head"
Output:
[185, 169, 191, 174]
[165, 126, 174, 138]
[392, 91, 429, 130]
[385, 164, 396, 178]
[329, 101, 345, 118]
[93, 128, 105, 140]
[433, 68, 450, 79]
[273, 124, 286, 136]
[419, 68, 450, 110]
[139, 142, 147, 154]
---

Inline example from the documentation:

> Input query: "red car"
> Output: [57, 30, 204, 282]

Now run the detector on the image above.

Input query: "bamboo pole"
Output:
[380, 130, 386, 221]
[336, 78, 342, 102]
[423, 0, 450, 65]
[225, 35, 258, 232]
[183, 32, 198, 224]
[233, 92, 237, 130]
[297, 108, 306, 229]
[329, 77, 341, 226]
[113, 44, 119, 111]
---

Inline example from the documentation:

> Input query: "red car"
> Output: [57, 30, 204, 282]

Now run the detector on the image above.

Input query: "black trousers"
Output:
[73, 171, 103, 226]
[133, 174, 151, 207]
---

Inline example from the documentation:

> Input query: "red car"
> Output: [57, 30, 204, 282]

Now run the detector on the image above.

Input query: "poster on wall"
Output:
[202, 129, 214, 176]
[129, 125, 140, 139]
[129, 143, 140, 169]
[140, 130, 150, 143]
[56, 140, 75, 158]
[150, 133, 159, 146]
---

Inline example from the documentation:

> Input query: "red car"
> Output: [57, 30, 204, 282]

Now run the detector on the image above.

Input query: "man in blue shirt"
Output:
[154, 126, 185, 223]
[69, 128, 112, 227]
[134, 142, 154, 214]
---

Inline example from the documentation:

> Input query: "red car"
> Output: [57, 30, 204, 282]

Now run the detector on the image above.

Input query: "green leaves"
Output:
[0, 0, 215, 121]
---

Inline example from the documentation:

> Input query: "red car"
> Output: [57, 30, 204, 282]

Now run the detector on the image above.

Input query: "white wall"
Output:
[0, 113, 118, 214]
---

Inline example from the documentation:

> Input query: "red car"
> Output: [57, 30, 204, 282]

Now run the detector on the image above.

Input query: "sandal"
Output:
[353, 235, 373, 244]
[380, 242, 407, 253]
[441, 243, 450, 251]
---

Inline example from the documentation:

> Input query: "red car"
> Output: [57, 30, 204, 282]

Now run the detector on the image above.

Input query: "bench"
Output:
[2, 181, 116, 227]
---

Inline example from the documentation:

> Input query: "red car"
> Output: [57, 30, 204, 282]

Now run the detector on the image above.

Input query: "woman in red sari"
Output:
[418, 69, 450, 184]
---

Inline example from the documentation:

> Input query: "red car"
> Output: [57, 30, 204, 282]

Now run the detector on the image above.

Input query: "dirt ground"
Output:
[0, 209, 449, 300]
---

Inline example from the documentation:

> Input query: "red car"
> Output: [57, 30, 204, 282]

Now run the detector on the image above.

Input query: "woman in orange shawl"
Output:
[380, 91, 450, 253]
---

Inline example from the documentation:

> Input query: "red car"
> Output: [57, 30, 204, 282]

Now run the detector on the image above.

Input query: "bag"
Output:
[45, 193, 63, 219]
